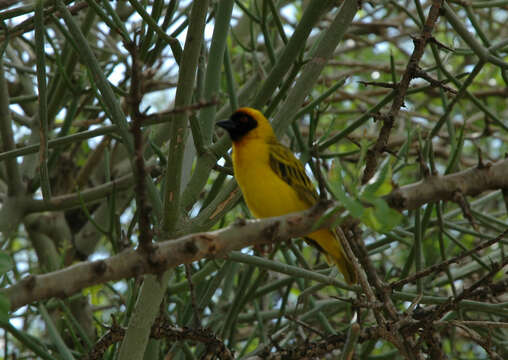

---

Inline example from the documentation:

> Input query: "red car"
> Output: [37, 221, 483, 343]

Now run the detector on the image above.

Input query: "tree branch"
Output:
[3, 158, 508, 310]
[362, 0, 443, 184]
[0, 58, 23, 196]
[2, 201, 333, 310]
[385, 158, 508, 210]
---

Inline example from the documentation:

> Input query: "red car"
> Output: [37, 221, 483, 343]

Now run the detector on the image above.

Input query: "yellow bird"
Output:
[217, 107, 357, 284]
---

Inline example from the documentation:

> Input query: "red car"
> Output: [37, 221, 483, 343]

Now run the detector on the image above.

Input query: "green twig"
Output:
[162, 0, 210, 232]
[39, 304, 76, 360]
[0, 58, 22, 195]
[35, 0, 51, 200]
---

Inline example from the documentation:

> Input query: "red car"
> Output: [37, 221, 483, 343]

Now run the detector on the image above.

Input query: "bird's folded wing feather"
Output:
[268, 142, 318, 206]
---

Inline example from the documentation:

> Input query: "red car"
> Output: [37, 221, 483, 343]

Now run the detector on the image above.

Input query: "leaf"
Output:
[0, 294, 10, 322]
[83, 284, 105, 306]
[0, 252, 13, 274]
[444, 121, 465, 175]
[330, 165, 364, 218]
[362, 207, 382, 231]
[362, 157, 393, 197]
[149, 140, 167, 166]
[361, 197, 402, 233]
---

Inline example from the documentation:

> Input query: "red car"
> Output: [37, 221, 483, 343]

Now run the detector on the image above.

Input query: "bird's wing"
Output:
[268, 142, 318, 206]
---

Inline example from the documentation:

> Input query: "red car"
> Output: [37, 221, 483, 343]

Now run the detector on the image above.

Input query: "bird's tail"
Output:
[306, 228, 357, 285]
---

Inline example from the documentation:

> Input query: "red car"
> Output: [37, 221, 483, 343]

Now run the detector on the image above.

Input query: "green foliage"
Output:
[0, 293, 9, 322]
[0, 252, 13, 274]
[0, 1, 507, 359]
[330, 157, 402, 233]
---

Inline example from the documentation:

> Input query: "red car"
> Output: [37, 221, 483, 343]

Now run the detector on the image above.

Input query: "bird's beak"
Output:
[216, 119, 236, 133]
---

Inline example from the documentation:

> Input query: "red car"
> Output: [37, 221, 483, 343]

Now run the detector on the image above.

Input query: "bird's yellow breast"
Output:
[232, 139, 310, 219]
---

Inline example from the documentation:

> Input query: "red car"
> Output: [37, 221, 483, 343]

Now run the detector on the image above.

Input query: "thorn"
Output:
[428, 36, 454, 52]
[452, 191, 478, 231]
[477, 146, 485, 169]
[417, 147, 430, 178]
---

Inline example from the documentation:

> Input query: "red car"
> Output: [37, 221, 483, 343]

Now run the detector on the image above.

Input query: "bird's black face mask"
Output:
[217, 111, 258, 141]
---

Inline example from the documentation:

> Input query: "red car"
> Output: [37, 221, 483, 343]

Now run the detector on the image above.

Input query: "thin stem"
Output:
[162, 0, 210, 232]
[0, 58, 22, 196]
[442, 2, 508, 69]
[55, 0, 134, 154]
[253, 0, 335, 109]
[198, 0, 234, 144]
[35, 0, 51, 200]
[39, 304, 76, 360]
[127, 0, 182, 64]
[273, 0, 359, 135]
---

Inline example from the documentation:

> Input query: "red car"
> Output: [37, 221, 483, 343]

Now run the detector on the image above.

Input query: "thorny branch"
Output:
[126, 37, 153, 254]
[362, 0, 444, 184]
[85, 316, 233, 360]
[390, 229, 508, 289]
[0, 1, 89, 41]
[2, 158, 508, 311]
[1, 1, 507, 358]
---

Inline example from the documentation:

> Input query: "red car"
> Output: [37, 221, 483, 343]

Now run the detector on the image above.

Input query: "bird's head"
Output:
[217, 107, 275, 143]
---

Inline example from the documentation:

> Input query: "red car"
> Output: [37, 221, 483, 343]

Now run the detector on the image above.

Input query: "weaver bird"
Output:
[217, 107, 357, 284]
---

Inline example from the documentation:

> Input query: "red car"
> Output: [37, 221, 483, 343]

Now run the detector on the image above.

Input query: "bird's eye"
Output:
[238, 116, 249, 123]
